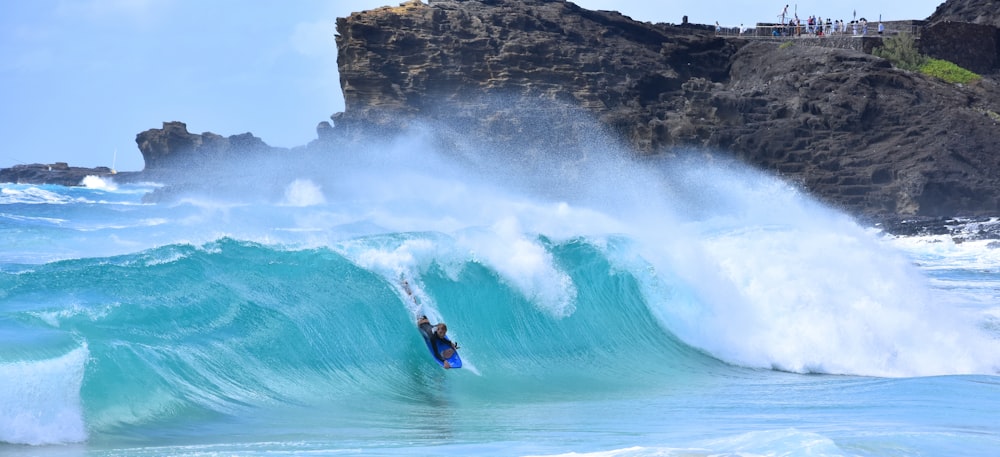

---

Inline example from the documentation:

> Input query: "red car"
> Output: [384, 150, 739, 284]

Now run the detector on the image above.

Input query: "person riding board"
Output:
[403, 279, 460, 369]
[417, 315, 459, 369]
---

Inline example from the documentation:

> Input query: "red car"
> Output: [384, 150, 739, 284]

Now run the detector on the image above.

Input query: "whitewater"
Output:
[1, 129, 999, 456]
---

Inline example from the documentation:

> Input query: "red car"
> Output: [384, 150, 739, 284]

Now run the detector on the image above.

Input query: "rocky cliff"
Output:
[928, 0, 1000, 27]
[329, 0, 1000, 220]
[10, 0, 1000, 224]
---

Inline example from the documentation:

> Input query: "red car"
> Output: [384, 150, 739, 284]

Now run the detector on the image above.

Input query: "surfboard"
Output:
[422, 331, 462, 369]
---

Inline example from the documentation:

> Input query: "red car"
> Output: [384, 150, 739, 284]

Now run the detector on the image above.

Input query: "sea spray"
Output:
[615, 159, 1000, 377]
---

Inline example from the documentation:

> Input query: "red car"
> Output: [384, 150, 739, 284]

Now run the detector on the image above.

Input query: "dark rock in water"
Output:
[135, 121, 279, 171]
[0, 162, 120, 187]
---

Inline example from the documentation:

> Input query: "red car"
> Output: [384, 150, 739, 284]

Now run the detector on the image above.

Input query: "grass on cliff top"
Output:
[873, 33, 980, 85]
[919, 58, 981, 85]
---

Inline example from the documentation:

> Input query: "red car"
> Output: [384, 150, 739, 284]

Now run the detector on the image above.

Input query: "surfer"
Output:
[417, 315, 459, 369]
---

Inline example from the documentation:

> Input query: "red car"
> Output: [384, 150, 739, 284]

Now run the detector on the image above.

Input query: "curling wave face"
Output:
[1, 130, 999, 449]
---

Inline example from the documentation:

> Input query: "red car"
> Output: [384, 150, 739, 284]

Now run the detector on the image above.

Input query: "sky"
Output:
[1, 1, 944, 171]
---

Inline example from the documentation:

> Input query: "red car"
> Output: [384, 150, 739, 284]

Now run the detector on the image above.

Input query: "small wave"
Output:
[0, 345, 89, 445]
[0, 185, 84, 205]
[81, 175, 118, 191]
[0, 212, 68, 226]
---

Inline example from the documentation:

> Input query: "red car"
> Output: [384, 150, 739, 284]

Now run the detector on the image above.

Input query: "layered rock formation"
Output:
[328, 0, 1000, 220]
[8, 0, 1000, 225]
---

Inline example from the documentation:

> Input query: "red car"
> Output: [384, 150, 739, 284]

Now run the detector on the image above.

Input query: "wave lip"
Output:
[0, 345, 89, 445]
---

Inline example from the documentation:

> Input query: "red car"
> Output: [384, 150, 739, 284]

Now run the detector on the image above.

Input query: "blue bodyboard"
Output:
[422, 333, 462, 369]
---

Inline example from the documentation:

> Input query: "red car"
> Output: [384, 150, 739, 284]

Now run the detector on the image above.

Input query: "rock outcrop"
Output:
[135, 121, 278, 170]
[0, 162, 121, 187]
[330, 0, 1000, 220]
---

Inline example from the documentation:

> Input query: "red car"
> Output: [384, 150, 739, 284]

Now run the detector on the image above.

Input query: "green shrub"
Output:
[779, 41, 794, 50]
[873, 32, 926, 71]
[919, 58, 980, 84]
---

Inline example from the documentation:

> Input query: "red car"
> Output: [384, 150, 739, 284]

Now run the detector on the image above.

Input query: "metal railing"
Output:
[714, 23, 923, 39]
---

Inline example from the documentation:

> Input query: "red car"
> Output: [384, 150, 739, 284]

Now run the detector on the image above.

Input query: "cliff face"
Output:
[22, 0, 1000, 222]
[928, 0, 1000, 28]
[332, 0, 1000, 220]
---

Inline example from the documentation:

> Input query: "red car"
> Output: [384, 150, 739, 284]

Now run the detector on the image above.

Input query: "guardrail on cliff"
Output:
[714, 21, 924, 39]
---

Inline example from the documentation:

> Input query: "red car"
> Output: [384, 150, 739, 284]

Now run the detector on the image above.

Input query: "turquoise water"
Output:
[1, 146, 999, 456]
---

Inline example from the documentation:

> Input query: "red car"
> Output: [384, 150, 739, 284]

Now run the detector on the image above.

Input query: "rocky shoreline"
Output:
[4, 0, 1000, 237]
[0, 162, 136, 187]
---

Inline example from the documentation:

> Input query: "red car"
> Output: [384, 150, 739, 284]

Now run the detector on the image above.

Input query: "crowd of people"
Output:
[770, 14, 883, 37]
[715, 4, 886, 38]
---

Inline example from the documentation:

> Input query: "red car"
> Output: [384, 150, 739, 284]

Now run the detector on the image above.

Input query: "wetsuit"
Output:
[418, 322, 456, 362]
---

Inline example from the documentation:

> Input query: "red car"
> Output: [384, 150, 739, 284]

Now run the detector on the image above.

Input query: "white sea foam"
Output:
[281, 178, 326, 207]
[613, 161, 1000, 377]
[456, 216, 577, 317]
[0, 185, 80, 205]
[81, 175, 118, 191]
[0, 345, 88, 445]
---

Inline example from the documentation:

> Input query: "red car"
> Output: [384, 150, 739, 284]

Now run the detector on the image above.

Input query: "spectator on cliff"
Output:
[716, 21, 721, 33]
[878, 22, 885, 35]
[779, 4, 789, 23]
[861, 18, 868, 35]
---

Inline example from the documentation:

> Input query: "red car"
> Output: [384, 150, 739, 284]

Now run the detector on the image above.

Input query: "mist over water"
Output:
[2, 106, 1000, 453]
[80, 114, 1000, 376]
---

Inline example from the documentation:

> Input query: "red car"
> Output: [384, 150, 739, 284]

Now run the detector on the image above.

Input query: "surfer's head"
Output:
[435, 323, 448, 337]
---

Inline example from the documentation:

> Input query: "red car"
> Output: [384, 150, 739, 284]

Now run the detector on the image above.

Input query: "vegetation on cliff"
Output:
[873, 32, 980, 84]
[872, 33, 926, 71]
[920, 58, 981, 85]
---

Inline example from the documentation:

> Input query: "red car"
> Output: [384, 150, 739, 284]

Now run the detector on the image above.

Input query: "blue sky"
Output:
[1, 1, 943, 171]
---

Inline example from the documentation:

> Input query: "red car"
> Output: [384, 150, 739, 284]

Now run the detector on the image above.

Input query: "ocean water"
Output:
[1, 139, 999, 456]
